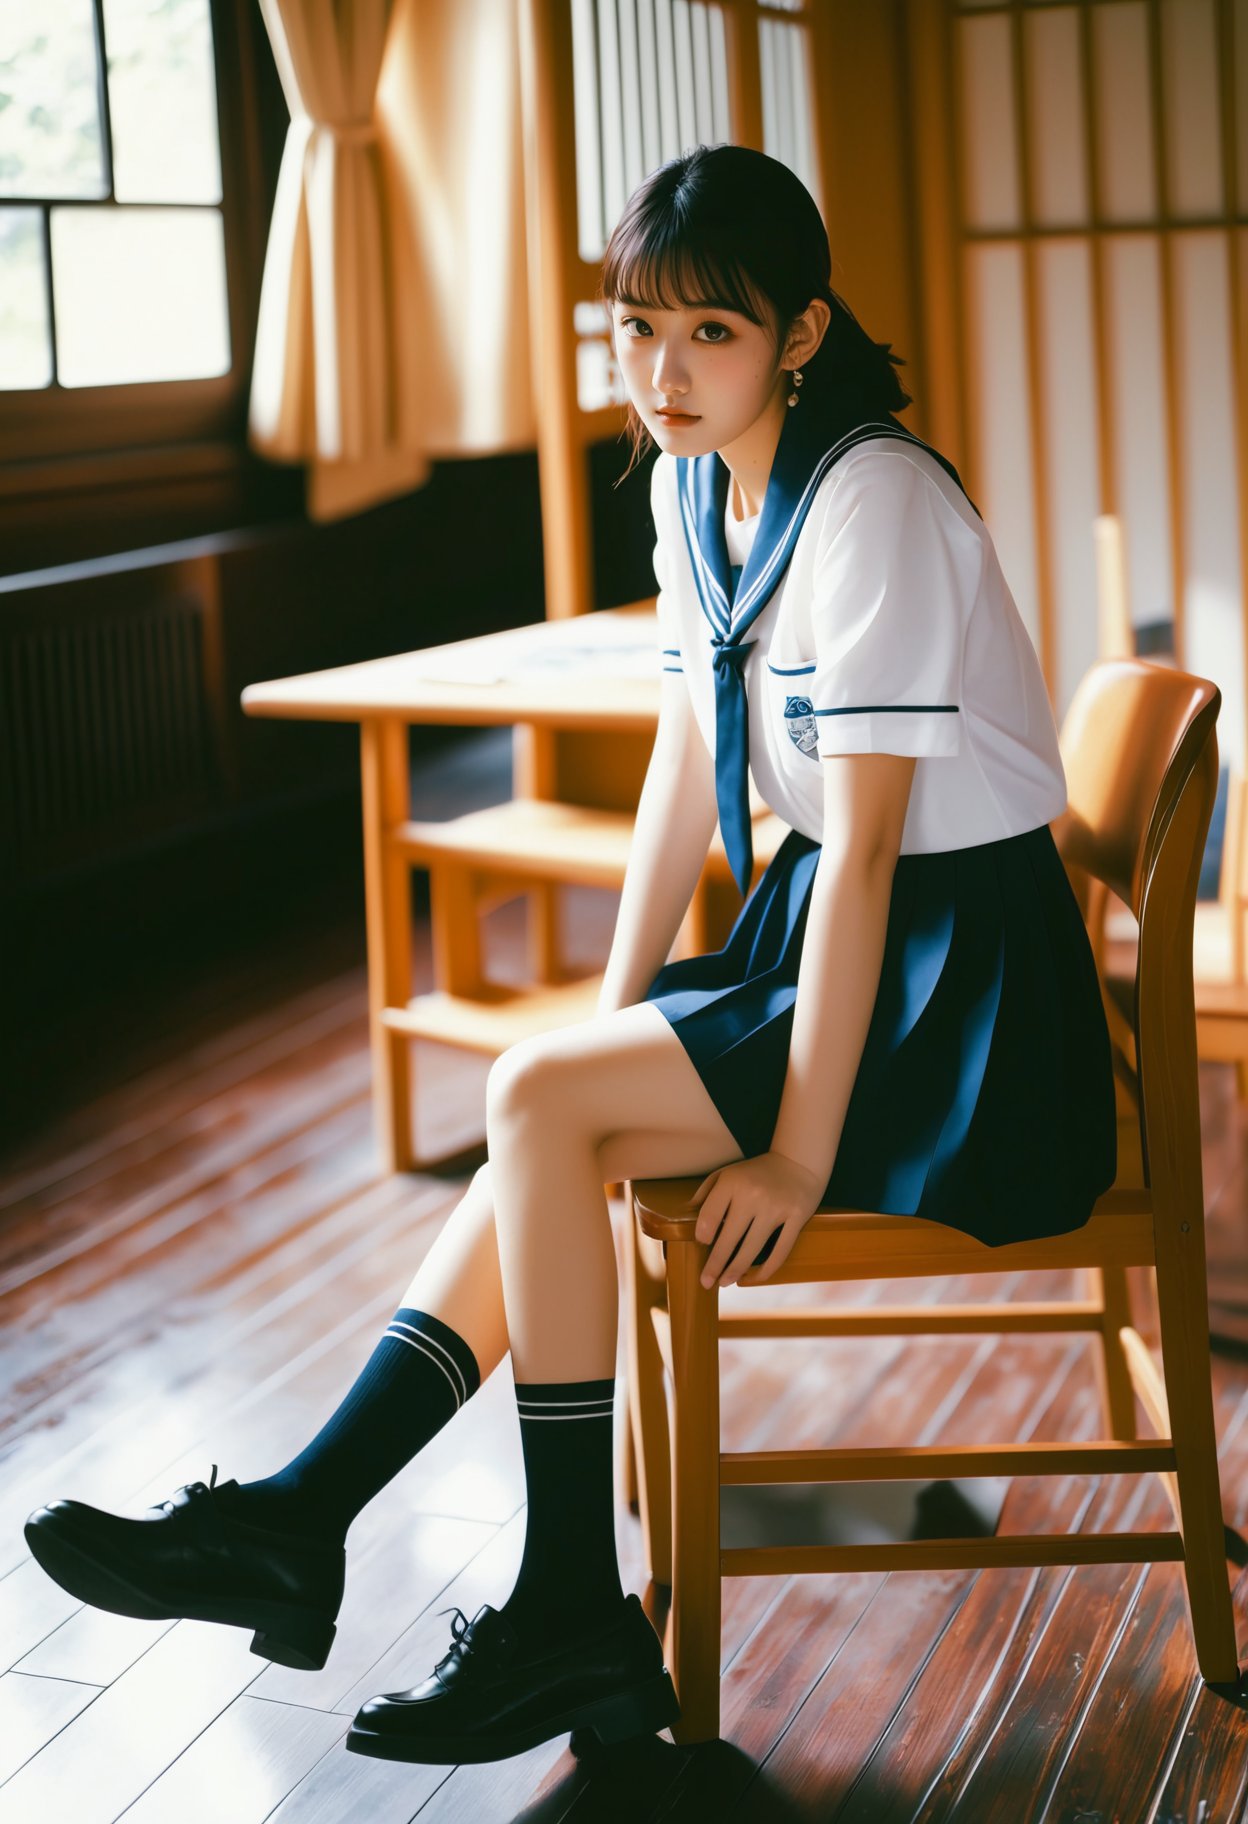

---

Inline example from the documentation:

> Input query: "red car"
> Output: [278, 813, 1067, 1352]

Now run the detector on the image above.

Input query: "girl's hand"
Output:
[687, 1151, 824, 1289]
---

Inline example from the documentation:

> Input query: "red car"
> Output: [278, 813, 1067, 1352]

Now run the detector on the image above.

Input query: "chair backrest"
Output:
[1093, 507, 1248, 976]
[1055, 658, 1220, 1218]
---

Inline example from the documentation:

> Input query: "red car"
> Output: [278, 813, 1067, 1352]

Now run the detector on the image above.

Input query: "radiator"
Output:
[0, 557, 224, 884]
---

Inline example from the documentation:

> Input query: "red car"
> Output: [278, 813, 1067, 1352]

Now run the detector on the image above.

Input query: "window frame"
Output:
[0, 0, 278, 472]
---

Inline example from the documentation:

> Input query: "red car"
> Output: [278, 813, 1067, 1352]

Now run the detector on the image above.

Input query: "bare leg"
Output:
[486, 1001, 746, 1382]
[404, 1003, 744, 1384]
[399, 1161, 512, 1382]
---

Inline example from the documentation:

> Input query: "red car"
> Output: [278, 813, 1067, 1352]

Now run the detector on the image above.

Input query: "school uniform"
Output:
[643, 385, 1118, 1249]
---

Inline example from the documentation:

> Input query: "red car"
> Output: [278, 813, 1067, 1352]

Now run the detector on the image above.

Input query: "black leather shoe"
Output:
[23, 1465, 344, 1670]
[345, 1592, 680, 1764]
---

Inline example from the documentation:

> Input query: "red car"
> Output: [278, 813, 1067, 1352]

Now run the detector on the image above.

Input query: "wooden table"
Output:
[240, 607, 664, 1171]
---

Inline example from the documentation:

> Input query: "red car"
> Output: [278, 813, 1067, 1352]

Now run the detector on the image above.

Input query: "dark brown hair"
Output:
[597, 143, 912, 482]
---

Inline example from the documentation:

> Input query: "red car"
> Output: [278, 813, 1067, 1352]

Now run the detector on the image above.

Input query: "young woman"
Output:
[23, 144, 1117, 1766]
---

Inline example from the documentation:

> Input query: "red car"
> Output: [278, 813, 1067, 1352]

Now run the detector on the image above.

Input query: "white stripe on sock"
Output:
[515, 1398, 615, 1407]
[384, 1328, 464, 1407]
[386, 1320, 470, 1404]
[515, 1396, 615, 1420]
[514, 1409, 616, 1420]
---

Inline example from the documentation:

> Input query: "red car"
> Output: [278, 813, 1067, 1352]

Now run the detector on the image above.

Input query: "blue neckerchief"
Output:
[675, 389, 979, 896]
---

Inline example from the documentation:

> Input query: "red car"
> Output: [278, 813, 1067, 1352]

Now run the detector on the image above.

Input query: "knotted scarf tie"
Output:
[711, 634, 757, 898]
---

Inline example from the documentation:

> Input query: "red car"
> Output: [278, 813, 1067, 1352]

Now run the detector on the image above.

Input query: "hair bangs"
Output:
[601, 226, 769, 329]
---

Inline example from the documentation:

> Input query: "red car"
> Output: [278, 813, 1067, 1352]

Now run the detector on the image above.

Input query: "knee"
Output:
[485, 1036, 565, 1133]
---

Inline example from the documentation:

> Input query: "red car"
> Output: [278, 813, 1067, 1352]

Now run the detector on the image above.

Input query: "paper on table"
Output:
[410, 632, 659, 686]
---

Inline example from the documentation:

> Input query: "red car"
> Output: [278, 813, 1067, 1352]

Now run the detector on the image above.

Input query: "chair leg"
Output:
[1153, 1228, 1241, 1686]
[624, 1203, 673, 1584]
[1087, 1265, 1138, 1439]
[664, 1237, 723, 1744]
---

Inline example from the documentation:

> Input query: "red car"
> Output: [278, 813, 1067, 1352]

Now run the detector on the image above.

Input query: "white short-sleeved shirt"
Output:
[652, 437, 1067, 854]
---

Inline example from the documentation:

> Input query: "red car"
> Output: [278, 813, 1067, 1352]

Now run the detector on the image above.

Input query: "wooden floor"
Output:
[5, 767, 1248, 1819]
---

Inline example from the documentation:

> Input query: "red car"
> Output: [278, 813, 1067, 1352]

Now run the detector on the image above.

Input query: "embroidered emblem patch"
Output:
[783, 695, 818, 757]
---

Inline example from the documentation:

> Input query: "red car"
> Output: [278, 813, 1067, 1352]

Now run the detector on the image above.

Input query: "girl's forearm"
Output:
[768, 841, 897, 1190]
[597, 717, 719, 1016]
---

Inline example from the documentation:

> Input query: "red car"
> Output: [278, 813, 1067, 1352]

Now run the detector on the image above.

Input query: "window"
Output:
[0, 0, 277, 473]
[1, 0, 231, 393]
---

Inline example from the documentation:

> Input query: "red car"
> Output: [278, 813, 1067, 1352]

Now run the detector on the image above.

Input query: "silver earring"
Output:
[787, 367, 804, 408]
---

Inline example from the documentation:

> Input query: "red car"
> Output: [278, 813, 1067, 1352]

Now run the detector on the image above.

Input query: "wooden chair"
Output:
[1093, 513, 1248, 1100]
[624, 656, 1241, 1744]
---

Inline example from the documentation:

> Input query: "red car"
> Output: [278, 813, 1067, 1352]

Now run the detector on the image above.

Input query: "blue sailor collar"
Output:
[672, 386, 979, 898]
[675, 386, 979, 645]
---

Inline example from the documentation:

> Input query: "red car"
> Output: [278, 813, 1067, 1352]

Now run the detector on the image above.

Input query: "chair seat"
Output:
[630, 1179, 1155, 1278]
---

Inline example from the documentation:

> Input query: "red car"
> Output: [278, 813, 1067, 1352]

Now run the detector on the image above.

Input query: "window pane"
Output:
[570, 0, 733, 263]
[52, 205, 230, 385]
[0, 209, 53, 387]
[959, 12, 1022, 231]
[759, 18, 818, 211]
[0, 0, 108, 200]
[104, 0, 222, 204]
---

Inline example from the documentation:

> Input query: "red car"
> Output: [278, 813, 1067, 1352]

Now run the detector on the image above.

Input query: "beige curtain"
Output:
[248, 0, 535, 524]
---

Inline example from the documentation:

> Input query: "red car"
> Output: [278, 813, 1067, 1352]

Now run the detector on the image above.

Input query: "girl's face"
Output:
[610, 296, 788, 458]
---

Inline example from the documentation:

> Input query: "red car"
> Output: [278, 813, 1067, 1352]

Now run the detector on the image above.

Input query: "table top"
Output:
[240, 606, 663, 728]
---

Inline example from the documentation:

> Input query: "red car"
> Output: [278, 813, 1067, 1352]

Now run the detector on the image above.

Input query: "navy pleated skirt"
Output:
[642, 821, 1118, 1249]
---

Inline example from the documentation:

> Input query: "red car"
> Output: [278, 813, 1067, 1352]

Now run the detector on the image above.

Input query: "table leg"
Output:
[360, 717, 414, 1173]
[513, 723, 563, 984]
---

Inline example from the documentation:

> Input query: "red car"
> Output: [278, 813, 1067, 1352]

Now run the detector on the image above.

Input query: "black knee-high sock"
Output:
[498, 1377, 626, 1651]
[218, 1307, 481, 1543]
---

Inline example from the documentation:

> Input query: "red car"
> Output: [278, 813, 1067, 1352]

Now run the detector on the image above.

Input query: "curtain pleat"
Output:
[248, 0, 534, 524]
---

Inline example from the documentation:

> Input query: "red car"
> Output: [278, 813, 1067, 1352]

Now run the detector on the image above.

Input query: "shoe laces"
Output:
[434, 1604, 477, 1671]
[434, 1605, 496, 1670]
[157, 1462, 219, 1519]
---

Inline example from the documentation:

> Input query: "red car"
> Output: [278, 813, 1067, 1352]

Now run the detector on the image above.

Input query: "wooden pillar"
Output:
[517, 0, 595, 624]
[808, 0, 924, 438]
[902, 0, 966, 464]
